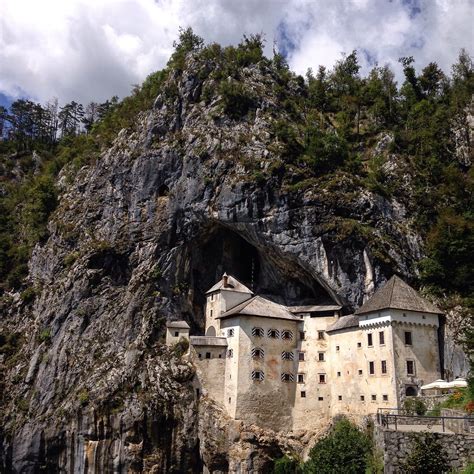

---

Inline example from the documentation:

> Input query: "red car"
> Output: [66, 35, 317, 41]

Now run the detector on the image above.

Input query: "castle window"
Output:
[379, 331, 385, 345]
[299, 331, 305, 340]
[210, 310, 213, 317]
[358, 369, 363, 375]
[298, 352, 305, 361]
[198, 353, 202, 359]
[318, 331, 325, 340]
[319, 373, 326, 384]
[371, 395, 377, 401]
[337, 371, 341, 377]
[281, 330, 293, 340]
[297, 373, 305, 383]
[252, 370, 264, 381]
[252, 347, 264, 359]
[229, 397, 231, 403]
[281, 351, 294, 361]
[407, 360, 415, 376]
[383, 394, 388, 401]
[369, 361, 375, 375]
[252, 327, 264, 337]
[228, 329, 235, 337]
[404, 331, 412, 345]
[381, 360, 387, 374]
[218, 354, 222, 358]
[338, 395, 342, 401]
[227, 349, 233, 358]
[281, 373, 294, 382]
[367, 333, 373, 346]
[318, 352, 325, 361]
[360, 395, 365, 401]
[211, 293, 214, 301]
[301, 391, 306, 398]
[336, 345, 340, 351]
[174, 331, 179, 337]
[206, 352, 211, 359]
[268, 329, 280, 339]
[318, 396, 324, 401]
[357, 342, 362, 348]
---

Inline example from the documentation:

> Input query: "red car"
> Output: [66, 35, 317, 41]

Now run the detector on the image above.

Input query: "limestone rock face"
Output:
[0, 52, 458, 472]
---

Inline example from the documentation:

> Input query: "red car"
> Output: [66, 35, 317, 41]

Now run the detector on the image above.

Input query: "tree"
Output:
[304, 417, 371, 473]
[399, 434, 450, 473]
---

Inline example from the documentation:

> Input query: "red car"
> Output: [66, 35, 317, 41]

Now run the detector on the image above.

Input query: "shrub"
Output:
[398, 433, 449, 473]
[38, 328, 51, 344]
[273, 455, 302, 474]
[404, 398, 427, 416]
[173, 337, 189, 358]
[20, 286, 38, 304]
[78, 389, 89, 406]
[219, 80, 256, 119]
[304, 417, 371, 474]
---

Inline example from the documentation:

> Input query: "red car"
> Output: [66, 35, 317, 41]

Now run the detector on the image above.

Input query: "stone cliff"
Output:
[0, 47, 470, 472]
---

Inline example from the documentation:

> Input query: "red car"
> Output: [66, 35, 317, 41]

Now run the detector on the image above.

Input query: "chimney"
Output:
[223, 273, 229, 288]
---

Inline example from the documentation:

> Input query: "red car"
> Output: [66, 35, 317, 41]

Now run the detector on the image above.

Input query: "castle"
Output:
[166, 274, 443, 432]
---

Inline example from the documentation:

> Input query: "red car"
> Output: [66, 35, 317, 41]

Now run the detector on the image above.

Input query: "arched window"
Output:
[252, 327, 264, 337]
[206, 326, 216, 336]
[405, 386, 417, 397]
[268, 328, 280, 338]
[281, 330, 293, 340]
[252, 347, 264, 359]
[281, 351, 294, 360]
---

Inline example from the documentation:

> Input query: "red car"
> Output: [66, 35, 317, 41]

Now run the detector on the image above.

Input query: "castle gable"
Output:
[205, 274, 253, 295]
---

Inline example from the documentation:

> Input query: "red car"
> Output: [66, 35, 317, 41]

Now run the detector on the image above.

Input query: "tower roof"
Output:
[205, 274, 253, 295]
[217, 295, 300, 321]
[355, 275, 441, 316]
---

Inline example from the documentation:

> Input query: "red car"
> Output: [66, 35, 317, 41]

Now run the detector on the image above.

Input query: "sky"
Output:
[0, 0, 473, 106]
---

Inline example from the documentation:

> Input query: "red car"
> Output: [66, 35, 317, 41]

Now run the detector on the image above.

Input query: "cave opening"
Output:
[188, 224, 337, 329]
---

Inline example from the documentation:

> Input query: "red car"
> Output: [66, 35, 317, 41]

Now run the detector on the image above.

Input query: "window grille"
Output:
[281, 351, 294, 360]
[281, 373, 294, 382]
[227, 349, 233, 358]
[281, 330, 293, 340]
[252, 347, 264, 359]
[252, 327, 264, 337]
[251, 370, 264, 381]
[268, 328, 280, 338]
[228, 328, 234, 337]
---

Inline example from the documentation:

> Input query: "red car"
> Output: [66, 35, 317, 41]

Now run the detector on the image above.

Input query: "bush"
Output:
[398, 433, 449, 473]
[173, 337, 189, 357]
[219, 80, 256, 119]
[78, 389, 89, 406]
[404, 398, 427, 416]
[273, 455, 302, 474]
[38, 328, 51, 344]
[304, 417, 371, 474]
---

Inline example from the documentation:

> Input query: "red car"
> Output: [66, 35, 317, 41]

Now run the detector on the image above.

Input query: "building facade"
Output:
[166, 274, 443, 432]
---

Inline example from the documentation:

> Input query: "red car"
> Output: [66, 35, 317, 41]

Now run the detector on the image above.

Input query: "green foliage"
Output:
[398, 433, 450, 474]
[219, 79, 257, 119]
[304, 417, 371, 474]
[403, 398, 427, 415]
[460, 463, 474, 474]
[273, 455, 302, 474]
[20, 286, 38, 304]
[78, 389, 89, 406]
[38, 328, 51, 344]
[172, 337, 189, 357]
[0, 332, 22, 360]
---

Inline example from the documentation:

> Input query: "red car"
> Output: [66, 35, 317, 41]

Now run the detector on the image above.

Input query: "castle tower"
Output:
[204, 273, 253, 336]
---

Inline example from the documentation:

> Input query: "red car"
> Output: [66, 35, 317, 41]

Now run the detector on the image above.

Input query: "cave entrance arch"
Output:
[405, 386, 417, 397]
[187, 224, 337, 330]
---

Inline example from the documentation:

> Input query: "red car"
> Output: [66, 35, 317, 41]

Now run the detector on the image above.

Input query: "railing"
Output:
[376, 408, 474, 434]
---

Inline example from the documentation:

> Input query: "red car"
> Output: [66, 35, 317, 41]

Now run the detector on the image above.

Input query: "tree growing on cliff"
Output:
[303, 417, 371, 473]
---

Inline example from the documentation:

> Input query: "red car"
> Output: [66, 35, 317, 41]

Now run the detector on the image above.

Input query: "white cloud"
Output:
[0, 0, 472, 104]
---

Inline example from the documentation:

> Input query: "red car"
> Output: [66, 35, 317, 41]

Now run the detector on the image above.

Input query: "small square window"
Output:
[228, 329, 235, 337]
[368, 333, 373, 346]
[338, 395, 342, 401]
[357, 342, 362, 348]
[318, 352, 325, 361]
[379, 331, 385, 345]
[174, 331, 179, 337]
[336, 345, 340, 351]
[318, 331, 325, 340]
[298, 352, 305, 361]
[358, 369, 363, 375]
[206, 352, 211, 359]
[218, 354, 222, 358]
[319, 374, 326, 384]
[372, 394, 377, 401]
[301, 391, 306, 398]
[337, 371, 341, 377]
[198, 353, 202, 359]
[383, 394, 388, 401]
[405, 331, 412, 345]
[299, 331, 306, 340]
[298, 373, 305, 383]
[360, 395, 365, 401]
[318, 396, 324, 401]
[369, 361, 375, 375]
